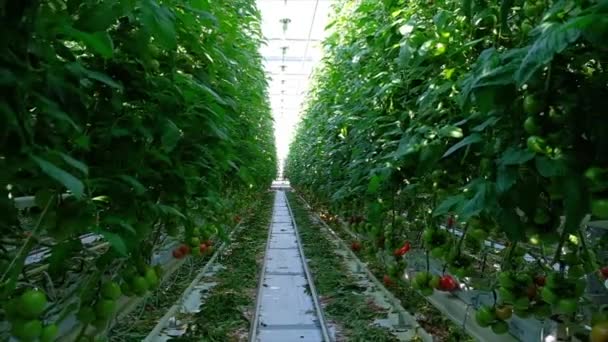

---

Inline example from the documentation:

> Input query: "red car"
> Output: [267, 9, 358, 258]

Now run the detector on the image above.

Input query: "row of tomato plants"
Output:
[0, 0, 275, 341]
[287, 0, 608, 340]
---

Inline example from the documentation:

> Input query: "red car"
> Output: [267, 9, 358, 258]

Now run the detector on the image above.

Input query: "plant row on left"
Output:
[0, 0, 275, 340]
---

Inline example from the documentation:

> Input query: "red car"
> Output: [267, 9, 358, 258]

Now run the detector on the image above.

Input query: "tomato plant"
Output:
[287, 0, 608, 338]
[0, 0, 275, 339]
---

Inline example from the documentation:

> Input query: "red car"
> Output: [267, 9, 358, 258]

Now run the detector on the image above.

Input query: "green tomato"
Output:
[523, 116, 541, 135]
[527, 136, 547, 154]
[591, 199, 608, 218]
[144, 268, 160, 288]
[19, 289, 47, 319]
[514, 297, 530, 310]
[11, 319, 42, 340]
[491, 320, 510, 334]
[40, 323, 59, 342]
[523, 95, 542, 115]
[429, 275, 441, 289]
[475, 306, 496, 327]
[101, 281, 122, 300]
[190, 237, 201, 247]
[94, 299, 117, 320]
[557, 298, 578, 315]
[131, 276, 149, 296]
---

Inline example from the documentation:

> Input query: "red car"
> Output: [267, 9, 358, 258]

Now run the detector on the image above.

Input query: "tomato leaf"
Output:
[99, 230, 128, 256]
[535, 156, 565, 178]
[496, 166, 517, 193]
[560, 174, 590, 233]
[140, 0, 177, 49]
[59, 153, 88, 175]
[433, 194, 466, 216]
[442, 133, 482, 158]
[515, 21, 582, 85]
[161, 119, 182, 152]
[62, 27, 114, 58]
[117, 175, 146, 195]
[31, 155, 85, 199]
[498, 147, 535, 166]
[497, 208, 525, 241]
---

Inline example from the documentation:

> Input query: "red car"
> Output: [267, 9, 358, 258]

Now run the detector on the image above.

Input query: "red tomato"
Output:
[439, 275, 458, 291]
[401, 241, 411, 254]
[447, 215, 455, 228]
[178, 244, 190, 255]
[600, 266, 608, 279]
[383, 274, 394, 287]
[534, 275, 546, 287]
[172, 249, 184, 259]
[351, 241, 362, 252]
[526, 284, 538, 299]
[199, 243, 208, 254]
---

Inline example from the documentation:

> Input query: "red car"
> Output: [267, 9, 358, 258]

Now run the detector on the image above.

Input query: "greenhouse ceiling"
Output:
[257, 0, 335, 169]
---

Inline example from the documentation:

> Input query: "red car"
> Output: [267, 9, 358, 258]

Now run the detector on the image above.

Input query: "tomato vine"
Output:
[1, 0, 275, 340]
[287, 0, 608, 338]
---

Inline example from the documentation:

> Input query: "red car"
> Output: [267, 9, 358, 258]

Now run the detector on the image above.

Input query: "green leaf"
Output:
[63, 28, 114, 58]
[535, 155, 565, 178]
[117, 175, 146, 195]
[515, 21, 581, 85]
[140, 0, 177, 49]
[460, 182, 488, 219]
[66, 62, 122, 89]
[99, 230, 128, 256]
[161, 119, 182, 152]
[498, 147, 535, 166]
[497, 208, 525, 241]
[59, 152, 88, 175]
[367, 174, 382, 194]
[442, 133, 482, 158]
[156, 204, 186, 219]
[433, 194, 466, 216]
[496, 166, 517, 193]
[561, 174, 589, 234]
[472, 117, 500, 132]
[104, 216, 137, 234]
[31, 155, 85, 198]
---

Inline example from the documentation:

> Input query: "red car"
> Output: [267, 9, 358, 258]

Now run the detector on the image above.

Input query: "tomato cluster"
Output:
[4, 289, 58, 342]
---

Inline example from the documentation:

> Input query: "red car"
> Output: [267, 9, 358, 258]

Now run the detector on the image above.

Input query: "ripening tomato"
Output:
[383, 274, 394, 287]
[600, 266, 608, 279]
[439, 275, 458, 292]
[591, 321, 608, 342]
[172, 249, 184, 259]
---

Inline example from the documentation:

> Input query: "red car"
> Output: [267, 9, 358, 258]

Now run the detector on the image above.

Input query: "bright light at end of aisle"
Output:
[257, 0, 334, 173]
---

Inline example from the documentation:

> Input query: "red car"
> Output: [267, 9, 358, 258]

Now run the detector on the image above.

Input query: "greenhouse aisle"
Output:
[250, 190, 331, 342]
